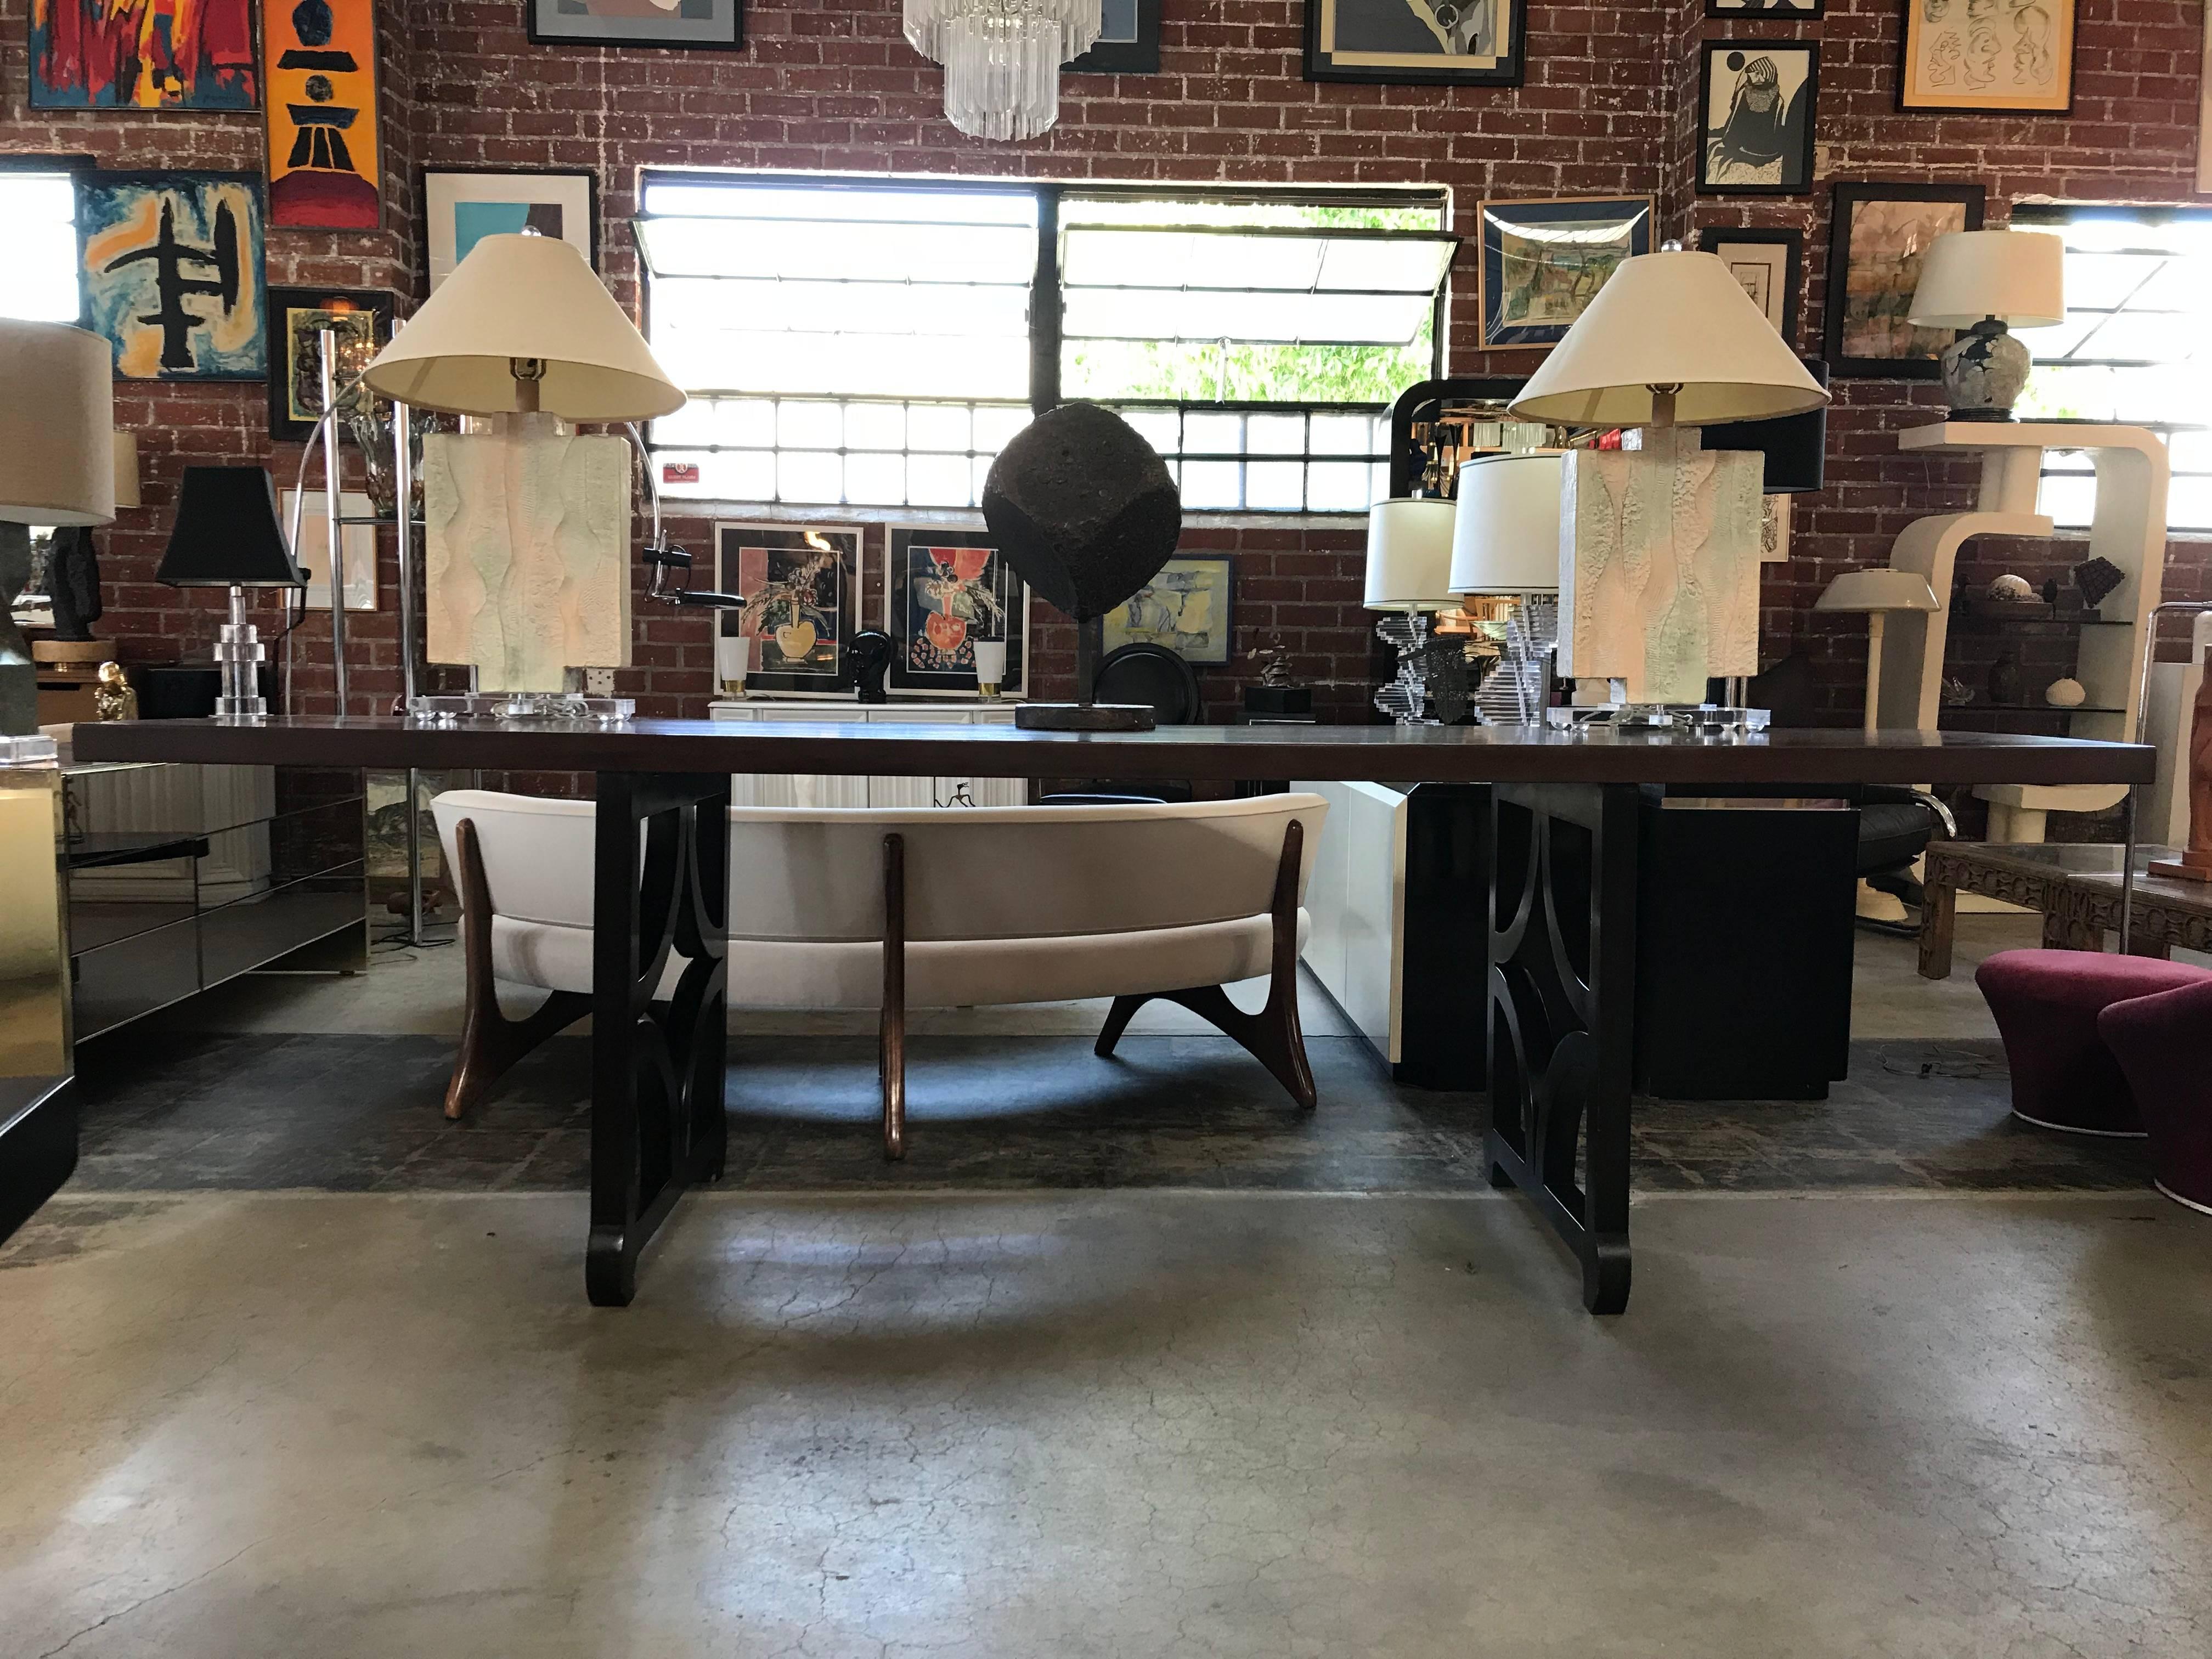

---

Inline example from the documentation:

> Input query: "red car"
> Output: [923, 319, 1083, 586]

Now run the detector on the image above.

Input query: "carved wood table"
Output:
[74, 718, 2154, 1314]
[1919, 840, 2211, 978]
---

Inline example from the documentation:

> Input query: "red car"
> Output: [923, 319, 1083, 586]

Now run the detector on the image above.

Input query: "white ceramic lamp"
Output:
[972, 639, 1008, 698]
[716, 631, 752, 697]
[1509, 250, 1829, 706]
[1908, 229, 2065, 422]
[1815, 568, 1940, 736]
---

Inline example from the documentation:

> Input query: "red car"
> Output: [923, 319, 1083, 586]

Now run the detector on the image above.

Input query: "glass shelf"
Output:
[1944, 703, 2125, 716]
[332, 515, 425, 527]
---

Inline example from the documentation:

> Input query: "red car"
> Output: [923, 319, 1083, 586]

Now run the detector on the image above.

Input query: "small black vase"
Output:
[1987, 650, 2024, 706]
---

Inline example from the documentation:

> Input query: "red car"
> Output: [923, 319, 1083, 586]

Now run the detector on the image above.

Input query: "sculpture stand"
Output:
[1015, 614, 1155, 731]
[2150, 644, 2212, 882]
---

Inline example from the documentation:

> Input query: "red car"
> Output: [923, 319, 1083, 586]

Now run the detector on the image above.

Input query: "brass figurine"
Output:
[92, 661, 138, 721]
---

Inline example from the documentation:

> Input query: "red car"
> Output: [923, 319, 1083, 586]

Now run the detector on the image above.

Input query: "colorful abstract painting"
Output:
[264, 0, 382, 229]
[424, 170, 597, 289]
[884, 528, 1029, 698]
[78, 172, 268, 381]
[31, 0, 257, 110]
[1102, 556, 1235, 665]
[712, 523, 863, 698]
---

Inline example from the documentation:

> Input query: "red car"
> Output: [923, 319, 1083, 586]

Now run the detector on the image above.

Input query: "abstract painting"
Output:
[1102, 556, 1234, 664]
[1901, 0, 2073, 115]
[78, 172, 267, 381]
[31, 0, 257, 110]
[713, 523, 864, 698]
[1305, 0, 1525, 87]
[424, 170, 596, 290]
[1823, 183, 1987, 379]
[1695, 228, 1802, 342]
[1698, 43, 1818, 195]
[529, 0, 743, 50]
[884, 528, 1030, 698]
[266, 288, 394, 442]
[1478, 197, 1653, 348]
[264, 0, 382, 229]
[1707, 0, 1821, 13]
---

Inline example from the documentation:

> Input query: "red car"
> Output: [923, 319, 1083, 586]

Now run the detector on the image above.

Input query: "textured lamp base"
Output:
[1015, 702, 1155, 731]
[1941, 320, 2032, 421]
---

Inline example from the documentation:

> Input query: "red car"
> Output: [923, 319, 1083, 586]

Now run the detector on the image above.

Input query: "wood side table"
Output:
[1920, 840, 2207, 978]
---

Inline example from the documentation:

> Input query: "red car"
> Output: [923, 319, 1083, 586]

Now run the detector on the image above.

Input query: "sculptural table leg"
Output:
[586, 771, 729, 1307]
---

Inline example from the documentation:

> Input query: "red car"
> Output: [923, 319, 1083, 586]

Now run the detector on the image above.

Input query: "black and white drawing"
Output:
[1698, 42, 1819, 196]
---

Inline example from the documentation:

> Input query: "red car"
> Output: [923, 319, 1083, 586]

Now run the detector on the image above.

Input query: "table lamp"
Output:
[1509, 250, 1829, 709]
[1451, 451, 1564, 724]
[1814, 568, 1940, 736]
[155, 467, 308, 721]
[1908, 229, 2065, 421]
[0, 320, 116, 736]
[1365, 495, 1459, 724]
[361, 232, 685, 712]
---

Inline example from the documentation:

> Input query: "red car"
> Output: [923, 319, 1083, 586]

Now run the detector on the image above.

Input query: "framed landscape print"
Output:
[1067, 0, 1161, 73]
[1901, 0, 2073, 115]
[1697, 227, 1803, 343]
[713, 523, 864, 698]
[1102, 556, 1235, 665]
[883, 528, 1030, 699]
[77, 172, 267, 380]
[1478, 197, 1654, 348]
[424, 169, 596, 290]
[1699, 43, 1818, 195]
[266, 288, 395, 442]
[1305, 0, 1525, 88]
[264, 0, 381, 229]
[528, 0, 743, 51]
[1823, 183, 1987, 379]
[1707, 0, 1821, 13]
[31, 0, 257, 110]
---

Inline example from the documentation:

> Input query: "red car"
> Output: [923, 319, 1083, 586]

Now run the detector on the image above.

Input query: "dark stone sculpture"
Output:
[981, 403, 1181, 622]
[48, 527, 103, 642]
[849, 628, 893, 704]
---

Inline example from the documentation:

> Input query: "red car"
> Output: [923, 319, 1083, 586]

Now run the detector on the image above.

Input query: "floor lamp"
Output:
[1815, 568, 1940, 737]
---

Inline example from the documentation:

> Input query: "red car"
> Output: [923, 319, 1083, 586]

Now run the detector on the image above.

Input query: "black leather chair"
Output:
[1039, 644, 1201, 807]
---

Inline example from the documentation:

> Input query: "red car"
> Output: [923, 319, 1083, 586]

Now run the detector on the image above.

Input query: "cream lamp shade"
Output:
[1908, 229, 2066, 329]
[1364, 497, 1457, 611]
[362, 233, 686, 421]
[0, 319, 116, 526]
[1449, 452, 1564, 595]
[111, 432, 141, 511]
[1814, 568, 1941, 614]
[1507, 250, 1830, 428]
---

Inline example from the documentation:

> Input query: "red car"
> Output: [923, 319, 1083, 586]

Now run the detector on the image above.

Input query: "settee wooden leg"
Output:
[445, 817, 591, 1121]
[1094, 995, 1149, 1058]
[881, 833, 907, 1161]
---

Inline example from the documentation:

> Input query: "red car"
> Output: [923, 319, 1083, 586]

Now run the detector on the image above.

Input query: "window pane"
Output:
[1311, 414, 1374, 456]
[1183, 411, 1242, 454]
[1307, 461, 1372, 512]
[715, 399, 778, 446]
[1248, 413, 1305, 455]
[1247, 460, 1306, 511]
[778, 401, 842, 448]
[909, 404, 971, 452]
[1118, 408, 1181, 454]
[844, 402, 905, 449]
[777, 450, 842, 504]
[2168, 474, 2212, 531]
[974, 405, 1033, 449]
[845, 452, 906, 505]
[1181, 461, 1242, 509]
[909, 452, 972, 506]
[0, 174, 78, 324]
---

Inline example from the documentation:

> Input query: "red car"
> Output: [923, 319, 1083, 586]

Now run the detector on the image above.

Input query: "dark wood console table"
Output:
[74, 718, 2152, 1314]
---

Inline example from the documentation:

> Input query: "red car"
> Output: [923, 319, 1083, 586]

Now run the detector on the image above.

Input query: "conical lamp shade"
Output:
[155, 467, 306, 587]
[1508, 251, 1830, 428]
[362, 234, 686, 422]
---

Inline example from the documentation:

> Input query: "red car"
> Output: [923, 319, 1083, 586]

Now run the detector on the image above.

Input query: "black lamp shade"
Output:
[155, 466, 307, 588]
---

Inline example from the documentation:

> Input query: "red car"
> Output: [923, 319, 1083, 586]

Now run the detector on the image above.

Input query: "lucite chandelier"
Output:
[904, 0, 1103, 142]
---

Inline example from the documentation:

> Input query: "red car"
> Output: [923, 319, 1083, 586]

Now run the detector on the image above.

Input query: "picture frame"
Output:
[1823, 183, 1987, 379]
[263, 0, 380, 229]
[424, 168, 597, 291]
[1698, 43, 1818, 196]
[1900, 0, 2073, 115]
[77, 171, 268, 381]
[1304, 0, 1525, 89]
[1066, 0, 1161, 72]
[282, 489, 380, 612]
[31, 0, 257, 110]
[1695, 227, 1803, 344]
[712, 522, 865, 698]
[527, 0, 744, 52]
[1706, 0, 1822, 14]
[1477, 197, 1654, 349]
[882, 527, 1031, 699]
[265, 288, 396, 442]
[1102, 556, 1235, 665]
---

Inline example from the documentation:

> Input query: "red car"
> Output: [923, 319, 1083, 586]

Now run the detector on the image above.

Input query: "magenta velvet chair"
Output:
[2100, 975, 2212, 1214]
[1975, 949, 2212, 1135]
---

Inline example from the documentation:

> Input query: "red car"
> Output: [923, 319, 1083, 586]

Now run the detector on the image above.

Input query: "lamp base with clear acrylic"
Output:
[215, 585, 271, 721]
[1373, 613, 1468, 726]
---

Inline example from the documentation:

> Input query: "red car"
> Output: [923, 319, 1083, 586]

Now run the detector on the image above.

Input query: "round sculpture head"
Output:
[981, 403, 1181, 623]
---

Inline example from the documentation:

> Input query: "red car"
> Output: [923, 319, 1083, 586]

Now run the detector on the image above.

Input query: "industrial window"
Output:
[0, 171, 81, 324]
[636, 173, 1454, 512]
[2013, 205, 2212, 532]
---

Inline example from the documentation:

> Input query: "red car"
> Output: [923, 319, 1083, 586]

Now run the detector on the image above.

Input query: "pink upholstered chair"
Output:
[1975, 949, 2212, 1135]
[2100, 975, 2212, 1214]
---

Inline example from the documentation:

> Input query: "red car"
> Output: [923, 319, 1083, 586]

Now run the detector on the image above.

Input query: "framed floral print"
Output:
[883, 527, 1030, 698]
[712, 522, 865, 698]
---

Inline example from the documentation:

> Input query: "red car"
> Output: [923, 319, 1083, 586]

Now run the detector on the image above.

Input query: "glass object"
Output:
[349, 402, 446, 521]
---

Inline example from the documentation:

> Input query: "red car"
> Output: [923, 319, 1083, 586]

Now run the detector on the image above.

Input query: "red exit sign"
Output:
[662, 462, 701, 484]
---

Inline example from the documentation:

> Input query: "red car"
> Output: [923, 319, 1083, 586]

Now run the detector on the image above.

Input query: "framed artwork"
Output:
[1102, 556, 1235, 665]
[1477, 197, 1654, 349]
[282, 489, 379, 612]
[1824, 183, 1987, 379]
[1699, 43, 1818, 196]
[424, 169, 597, 290]
[1696, 227, 1803, 343]
[30, 0, 257, 110]
[712, 523, 864, 698]
[77, 172, 267, 381]
[883, 528, 1030, 699]
[1759, 493, 1792, 565]
[1067, 0, 1161, 73]
[1707, 0, 1821, 12]
[266, 288, 395, 442]
[1901, 0, 2073, 115]
[528, 0, 744, 51]
[1304, 0, 1525, 89]
[264, 0, 381, 229]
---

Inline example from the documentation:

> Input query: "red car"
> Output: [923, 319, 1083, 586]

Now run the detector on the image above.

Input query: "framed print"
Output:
[424, 169, 596, 291]
[1305, 0, 1526, 89]
[264, 0, 381, 229]
[1696, 227, 1803, 343]
[266, 288, 395, 442]
[528, 0, 743, 51]
[1824, 183, 1987, 379]
[1901, 0, 2073, 115]
[713, 523, 864, 698]
[77, 172, 267, 381]
[1707, 0, 1821, 12]
[883, 528, 1030, 699]
[1067, 0, 1161, 73]
[31, 0, 256, 110]
[1102, 556, 1234, 665]
[283, 489, 379, 612]
[1478, 197, 1654, 349]
[1699, 43, 1818, 196]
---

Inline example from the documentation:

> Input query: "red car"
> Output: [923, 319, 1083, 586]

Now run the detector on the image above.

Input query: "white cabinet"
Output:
[709, 701, 1026, 809]
[1296, 779, 1408, 1064]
